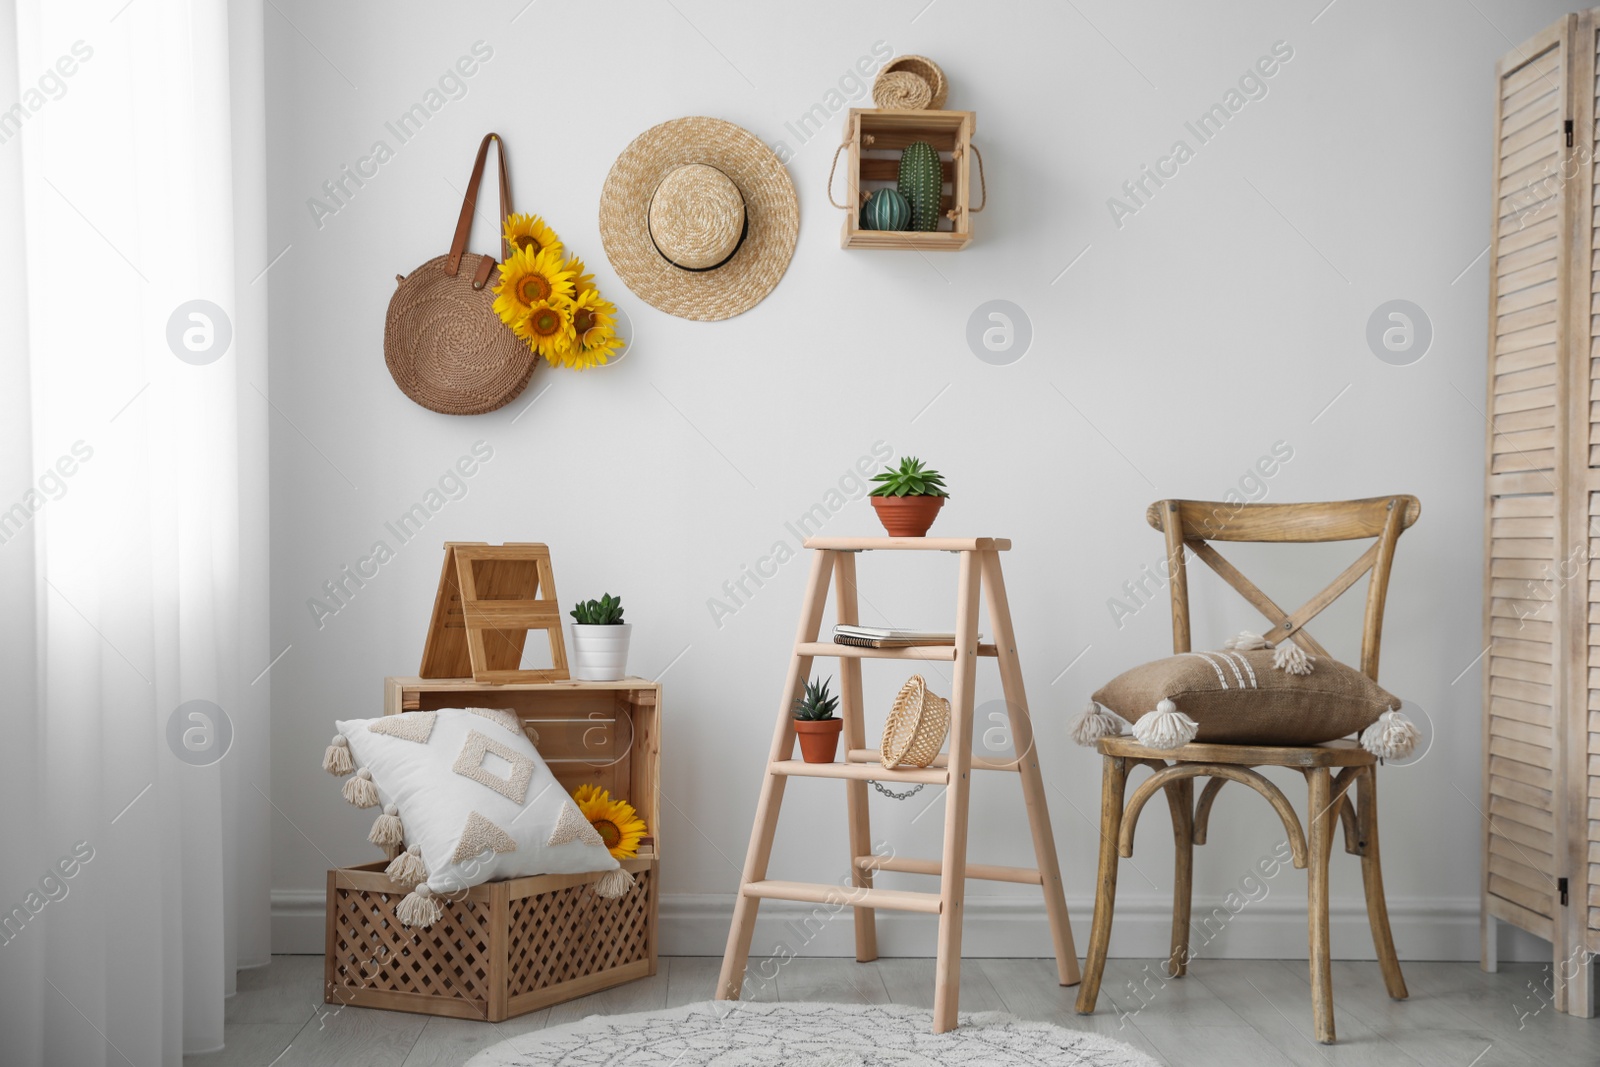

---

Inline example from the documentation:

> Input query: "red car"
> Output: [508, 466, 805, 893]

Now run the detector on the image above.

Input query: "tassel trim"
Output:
[342, 767, 380, 809]
[1224, 630, 1272, 651]
[593, 867, 636, 900]
[323, 735, 353, 776]
[1071, 701, 1127, 747]
[1272, 642, 1313, 675]
[396, 884, 442, 928]
[1224, 630, 1313, 674]
[1360, 708, 1420, 760]
[1131, 699, 1198, 751]
[385, 844, 429, 887]
[368, 804, 404, 848]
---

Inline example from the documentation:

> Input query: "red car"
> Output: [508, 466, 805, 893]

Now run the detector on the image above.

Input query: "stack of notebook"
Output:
[832, 625, 966, 648]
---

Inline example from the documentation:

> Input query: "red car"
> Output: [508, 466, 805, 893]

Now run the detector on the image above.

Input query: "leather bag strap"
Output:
[446, 132, 512, 277]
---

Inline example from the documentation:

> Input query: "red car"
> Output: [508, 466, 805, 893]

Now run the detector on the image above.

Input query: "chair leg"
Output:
[1357, 769, 1408, 1000]
[1163, 776, 1194, 978]
[1075, 754, 1127, 1014]
[1306, 768, 1336, 1044]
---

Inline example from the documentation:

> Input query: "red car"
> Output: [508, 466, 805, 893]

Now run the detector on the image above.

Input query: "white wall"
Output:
[265, 0, 1571, 963]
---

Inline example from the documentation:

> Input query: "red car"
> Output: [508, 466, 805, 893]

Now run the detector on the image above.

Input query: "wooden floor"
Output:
[187, 955, 1599, 1066]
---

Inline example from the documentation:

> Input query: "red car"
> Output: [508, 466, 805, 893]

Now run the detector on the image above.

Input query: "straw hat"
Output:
[599, 116, 798, 322]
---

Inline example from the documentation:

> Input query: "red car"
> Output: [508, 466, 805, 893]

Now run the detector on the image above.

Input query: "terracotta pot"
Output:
[794, 718, 844, 763]
[870, 495, 945, 537]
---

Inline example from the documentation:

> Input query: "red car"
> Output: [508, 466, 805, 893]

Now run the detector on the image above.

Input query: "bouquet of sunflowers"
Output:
[492, 214, 624, 370]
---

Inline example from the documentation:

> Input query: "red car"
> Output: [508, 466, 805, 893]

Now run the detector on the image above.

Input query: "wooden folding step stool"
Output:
[715, 536, 1080, 1033]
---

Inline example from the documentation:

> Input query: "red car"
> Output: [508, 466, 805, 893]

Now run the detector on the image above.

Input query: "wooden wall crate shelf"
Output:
[324, 676, 662, 1022]
[838, 108, 977, 251]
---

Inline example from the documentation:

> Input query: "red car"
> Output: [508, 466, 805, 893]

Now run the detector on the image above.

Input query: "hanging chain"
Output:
[871, 780, 924, 801]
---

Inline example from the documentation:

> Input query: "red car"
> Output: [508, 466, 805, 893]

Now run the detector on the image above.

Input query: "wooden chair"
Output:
[1074, 496, 1419, 1044]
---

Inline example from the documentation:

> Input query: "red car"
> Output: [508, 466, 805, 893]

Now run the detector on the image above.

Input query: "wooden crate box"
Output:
[324, 677, 661, 1022]
[839, 108, 977, 251]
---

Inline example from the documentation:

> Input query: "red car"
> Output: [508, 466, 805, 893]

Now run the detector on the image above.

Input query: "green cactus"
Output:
[860, 188, 911, 231]
[897, 141, 942, 233]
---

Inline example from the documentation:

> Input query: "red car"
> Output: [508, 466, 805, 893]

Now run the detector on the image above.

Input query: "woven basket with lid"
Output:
[872, 70, 933, 110]
[880, 55, 947, 109]
[880, 675, 951, 769]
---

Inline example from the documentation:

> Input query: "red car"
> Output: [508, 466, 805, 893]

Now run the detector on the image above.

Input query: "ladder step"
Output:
[855, 855, 1043, 885]
[794, 641, 999, 661]
[742, 879, 943, 914]
[770, 759, 948, 785]
[847, 749, 1021, 773]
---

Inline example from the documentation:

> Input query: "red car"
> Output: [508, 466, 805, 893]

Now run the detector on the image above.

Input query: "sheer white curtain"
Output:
[0, 1, 271, 1063]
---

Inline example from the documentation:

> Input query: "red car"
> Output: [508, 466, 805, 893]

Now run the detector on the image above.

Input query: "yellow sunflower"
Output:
[565, 289, 625, 369]
[513, 299, 576, 361]
[492, 247, 574, 328]
[564, 255, 597, 298]
[502, 213, 562, 258]
[573, 785, 647, 860]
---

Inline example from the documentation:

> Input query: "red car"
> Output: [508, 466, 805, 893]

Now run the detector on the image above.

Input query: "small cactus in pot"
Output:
[792, 676, 843, 763]
[569, 593, 631, 681]
[868, 456, 949, 537]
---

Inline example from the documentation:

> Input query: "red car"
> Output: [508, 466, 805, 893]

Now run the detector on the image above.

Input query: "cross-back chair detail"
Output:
[1077, 496, 1420, 1045]
[1147, 495, 1420, 679]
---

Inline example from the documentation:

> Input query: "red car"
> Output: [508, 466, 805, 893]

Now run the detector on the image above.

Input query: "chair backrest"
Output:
[1144, 496, 1421, 681]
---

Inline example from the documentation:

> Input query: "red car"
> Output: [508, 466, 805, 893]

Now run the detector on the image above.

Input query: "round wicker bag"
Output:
[384, 132, 537, 415]
[880, 675, 951, 769]
[880, 55, 947, 109]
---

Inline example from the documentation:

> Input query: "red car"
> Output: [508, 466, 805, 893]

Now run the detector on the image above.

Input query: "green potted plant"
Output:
[792, 676, 842, 763]
[569, 593, 630, 681]
[868, 456, 948, 537]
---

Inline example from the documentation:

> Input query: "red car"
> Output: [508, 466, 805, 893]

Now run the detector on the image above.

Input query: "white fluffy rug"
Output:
[466, 1001, 1159, 1066]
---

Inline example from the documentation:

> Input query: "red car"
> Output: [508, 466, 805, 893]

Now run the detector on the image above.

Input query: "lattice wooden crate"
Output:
[323, 676, 663, 1020]
[324, 856, 656, 1021]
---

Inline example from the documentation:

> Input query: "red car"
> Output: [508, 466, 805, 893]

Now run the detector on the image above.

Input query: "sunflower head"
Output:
[513, 299, 576, 362]
[563, 290, 624, 369]
[573, 785, 647, 860]
[503, 213, 562, 258]
[492, 247, 575, 327]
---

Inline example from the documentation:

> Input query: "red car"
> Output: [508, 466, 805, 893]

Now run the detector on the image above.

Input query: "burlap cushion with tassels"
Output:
[1083, 636, 1398, 751]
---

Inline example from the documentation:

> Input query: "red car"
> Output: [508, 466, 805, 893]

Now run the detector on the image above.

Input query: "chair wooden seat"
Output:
[1096, 737, 1375, 768]
[1074, 496, 1418, 1045]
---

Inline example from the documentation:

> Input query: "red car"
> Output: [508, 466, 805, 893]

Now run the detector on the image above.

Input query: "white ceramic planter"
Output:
[570, 623, 632, 681]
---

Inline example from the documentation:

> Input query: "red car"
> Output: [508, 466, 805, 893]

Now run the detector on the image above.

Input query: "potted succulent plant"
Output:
[792, 676, 842, 763]
[868, 456, 948, 537]
[569, 593, 631, 681]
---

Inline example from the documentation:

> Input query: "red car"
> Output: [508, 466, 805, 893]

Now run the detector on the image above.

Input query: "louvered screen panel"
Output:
[1591, 502, 1600, 934]
[1587, 19, 1600, 952]
[1487, 496, 1559, 918]
[1485, 32, 1567, 929]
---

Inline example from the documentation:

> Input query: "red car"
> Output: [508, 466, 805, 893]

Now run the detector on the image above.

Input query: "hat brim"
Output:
[599, 117, 798, 322]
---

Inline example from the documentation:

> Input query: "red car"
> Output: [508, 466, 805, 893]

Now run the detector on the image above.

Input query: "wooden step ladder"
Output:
[715, 536, 1081, 1033]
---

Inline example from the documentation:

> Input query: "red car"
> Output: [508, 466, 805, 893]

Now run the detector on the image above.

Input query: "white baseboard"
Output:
[273, 889, 326, 954]
[274, 888, 1544, 963]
